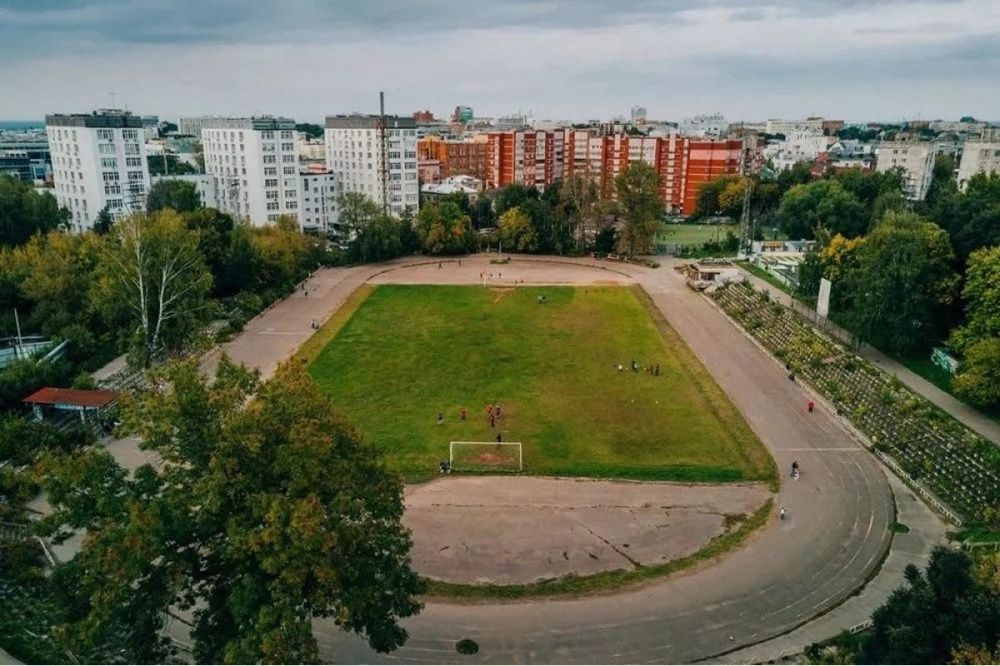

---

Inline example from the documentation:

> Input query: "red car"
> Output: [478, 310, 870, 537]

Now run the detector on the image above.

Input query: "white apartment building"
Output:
[929, 120, 988, 135]
[764, 132, 833, 171]
[178, 116, 246, 138]
[45, 109, 151, 232]
[876, 141, 935, 200]
[298, 171, 341, 237]
[201, 117, 300, 225]
[325, 115, 419, 216]
[957, 141, 1000, 190]
[679, 113, 728, 138]
[149, 174, 219, 210]
[765, 117, 825, 136]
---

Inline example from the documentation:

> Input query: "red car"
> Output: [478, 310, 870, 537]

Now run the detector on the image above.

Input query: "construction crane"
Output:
[737, 134, 762, 259]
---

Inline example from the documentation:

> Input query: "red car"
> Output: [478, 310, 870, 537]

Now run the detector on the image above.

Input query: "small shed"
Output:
[23, 387, 119, 424]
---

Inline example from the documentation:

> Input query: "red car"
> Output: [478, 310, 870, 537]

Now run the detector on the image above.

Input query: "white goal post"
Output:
[449, 441, 523, 473]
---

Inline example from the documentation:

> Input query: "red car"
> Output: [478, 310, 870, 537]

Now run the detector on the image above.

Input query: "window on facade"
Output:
[100, 158, 118, 169]
[97, 129, 114, 141]
[263, 155, 276, 164]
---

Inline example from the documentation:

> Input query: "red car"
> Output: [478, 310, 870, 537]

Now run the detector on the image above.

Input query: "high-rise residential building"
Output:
[201, 116, 301, 225]
[957, 141, 1000, 191]
[876, 141, 935, 200]
[487, 128, 743, 215]
[417, 136, 488, 182]
[413, 110, 435, 123]
[679, 113, 729, 138]
[45, 109, 151, 232]
[485, 129, 566, 190]
[178, 116, 250, 138]
[324, 114, 420, 216]
[630, 105, 648, 124]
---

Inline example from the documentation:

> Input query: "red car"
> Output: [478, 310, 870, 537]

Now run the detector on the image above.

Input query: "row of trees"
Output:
[0, 181, 332, 409]
[334, 162, 664, 261]
[790, 171, 1000, 410]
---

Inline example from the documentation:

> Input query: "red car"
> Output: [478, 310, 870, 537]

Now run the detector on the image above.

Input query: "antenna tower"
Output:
[377, 91, 389, 215]
[738, 134, 760, 259]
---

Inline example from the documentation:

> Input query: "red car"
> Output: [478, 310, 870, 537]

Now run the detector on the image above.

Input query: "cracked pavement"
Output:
[404, 476, 770, 584]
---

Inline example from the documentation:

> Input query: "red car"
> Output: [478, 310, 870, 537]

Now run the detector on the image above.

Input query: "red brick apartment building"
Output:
[417, 136, 488, 182]
[487, 129, 743, 214]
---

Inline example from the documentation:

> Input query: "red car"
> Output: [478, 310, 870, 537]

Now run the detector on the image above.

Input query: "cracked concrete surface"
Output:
[404, 476, 771, 584]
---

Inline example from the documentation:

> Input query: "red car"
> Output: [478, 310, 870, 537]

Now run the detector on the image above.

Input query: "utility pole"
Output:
[13, 308, 22, 360]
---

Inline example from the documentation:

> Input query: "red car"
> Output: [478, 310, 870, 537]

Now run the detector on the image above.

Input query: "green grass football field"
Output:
[307, 284, 774, 483]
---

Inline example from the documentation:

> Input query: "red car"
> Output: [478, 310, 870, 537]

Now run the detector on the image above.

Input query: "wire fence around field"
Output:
[449, 441, 523, 473]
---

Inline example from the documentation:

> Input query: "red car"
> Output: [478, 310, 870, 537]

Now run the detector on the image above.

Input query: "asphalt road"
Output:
[300, 258, 893, 664]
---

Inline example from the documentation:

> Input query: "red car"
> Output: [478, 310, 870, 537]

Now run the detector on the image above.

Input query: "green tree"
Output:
[94, 210, 212, 366]
[855, 547, 1000, 664]
[415, 201, 472, 255]
[0, 175, 69, 245]
[493, 183, 539, 217]
[925, 154, 958, 207]
[951, 338, 1000, 409]
[146, 179, 202, 214]
[561, 173, 600, 249]
[845, 211, 958, 354]
[42, 358, 422, 662]
[295, 122, 324, 139]
[777, 179, 867, 239]
[182, 207, 236, 294]
[932, 172, 1000, 265]
[497, 207, 538, 252]
[614, 162, 663, 256]
[92, 205, 114, 234]
[146, 154, 197, 176]
[693, 174, 745, 219]
[950, 246, 1000, 351]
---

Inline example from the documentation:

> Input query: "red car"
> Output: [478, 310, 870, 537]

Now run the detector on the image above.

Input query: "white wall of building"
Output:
[202, 118, 300, 226]
[46, 111, 150, 233]
[325, 116, 419, 217]
[876, 141, 935, 200]
[679, 113, 728, 138]
[957, 141, 1000, 190]
[298, 171, 341, 236]
[764, 132, 832, 171]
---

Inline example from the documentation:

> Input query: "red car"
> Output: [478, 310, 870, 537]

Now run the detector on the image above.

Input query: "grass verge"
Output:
[422, 499, 773, 600]
[293, 284, 374, 365]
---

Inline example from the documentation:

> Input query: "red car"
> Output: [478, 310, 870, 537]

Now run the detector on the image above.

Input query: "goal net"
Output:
[449, 441, 523, 473]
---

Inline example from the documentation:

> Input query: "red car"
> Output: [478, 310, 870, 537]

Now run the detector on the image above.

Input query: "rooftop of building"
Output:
[325, 114, 416, 129]
[199, 116, 296, 131]
[45, 109, 143, 129]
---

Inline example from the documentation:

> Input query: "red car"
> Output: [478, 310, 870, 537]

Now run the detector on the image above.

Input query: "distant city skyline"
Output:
[1, 0, 999, 122]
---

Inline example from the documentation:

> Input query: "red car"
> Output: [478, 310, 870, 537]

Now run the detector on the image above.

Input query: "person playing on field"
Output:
[460, 407, 467, 421]
[437, 412, 444, 425]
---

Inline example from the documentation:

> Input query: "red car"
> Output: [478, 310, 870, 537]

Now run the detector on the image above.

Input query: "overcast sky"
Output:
[1, 0, 998, 123]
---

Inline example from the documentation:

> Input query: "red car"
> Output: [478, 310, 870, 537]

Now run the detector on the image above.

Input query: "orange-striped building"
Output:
[483, 130, 745, 215]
